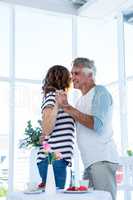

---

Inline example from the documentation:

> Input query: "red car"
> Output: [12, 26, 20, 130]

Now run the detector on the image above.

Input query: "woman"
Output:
[37, 65, 75, 189]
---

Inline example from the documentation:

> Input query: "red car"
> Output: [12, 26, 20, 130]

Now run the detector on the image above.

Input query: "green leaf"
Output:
[127, 150, 133, 156]
[19, 120, 42, 149]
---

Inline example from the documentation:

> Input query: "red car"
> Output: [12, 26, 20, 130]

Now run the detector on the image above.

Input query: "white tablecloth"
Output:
[7, 190, 112, 200]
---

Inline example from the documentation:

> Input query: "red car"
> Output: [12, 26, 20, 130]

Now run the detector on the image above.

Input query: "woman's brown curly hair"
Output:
[42, 65, 71, 95]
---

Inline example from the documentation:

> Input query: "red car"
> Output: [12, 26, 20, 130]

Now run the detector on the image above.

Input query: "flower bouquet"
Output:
[42, 141, 62, 164]
[42, 141, 62, 194]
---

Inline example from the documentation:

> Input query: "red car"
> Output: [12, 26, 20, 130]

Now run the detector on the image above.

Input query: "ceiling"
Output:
[70, 0, 89, 7]
[0, 0, 133, 19]
[79, 0, 133, 20]
[0, 0, 87, 15]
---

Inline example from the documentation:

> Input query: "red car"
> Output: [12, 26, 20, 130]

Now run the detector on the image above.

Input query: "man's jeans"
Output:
[37, 158, 67, 189]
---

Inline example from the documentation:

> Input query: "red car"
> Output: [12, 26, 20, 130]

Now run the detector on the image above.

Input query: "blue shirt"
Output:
[92, 85, 113, 133]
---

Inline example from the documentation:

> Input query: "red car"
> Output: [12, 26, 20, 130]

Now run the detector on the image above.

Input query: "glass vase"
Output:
[45, 164, 56, 195]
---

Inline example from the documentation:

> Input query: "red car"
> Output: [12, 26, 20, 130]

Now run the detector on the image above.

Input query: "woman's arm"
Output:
[42, 103, 58, 135]
[39, 103, 58, 144]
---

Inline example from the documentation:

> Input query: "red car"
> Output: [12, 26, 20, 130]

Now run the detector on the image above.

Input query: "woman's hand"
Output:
[55, 90, 68, 108]
[39, 134, 45, 144]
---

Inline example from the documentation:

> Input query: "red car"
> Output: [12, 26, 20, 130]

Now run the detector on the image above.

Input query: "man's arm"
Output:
[57, 87, 112, 132]
[56, 91, 94, 129]
[63, 104, 94, 129]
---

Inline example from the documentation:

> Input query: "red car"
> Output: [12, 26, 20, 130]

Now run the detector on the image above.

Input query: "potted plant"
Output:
[19, 120, 42, 183]
[19, 120, 42, 149]
[127, 149, 133, 156]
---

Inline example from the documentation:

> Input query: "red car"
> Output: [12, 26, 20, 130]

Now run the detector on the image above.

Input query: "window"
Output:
[0, 83, 10, 178]
[124, 23, 133, 77]
[0, 3, 73, 192]
[77, 16, 120, 152]
[124, 21, 133, 149]
[0, 5, 10, 77]
[14, 82, 41, 189]
[127, 80, 133, 148]
[0, 4, 10, 196]
[107, 84, 121, 153]
[15, 6, 72, 80]
[77, 17, 118, 85]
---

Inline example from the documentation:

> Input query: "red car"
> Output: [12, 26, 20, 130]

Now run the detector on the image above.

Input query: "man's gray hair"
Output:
[72, 57, 96, 78]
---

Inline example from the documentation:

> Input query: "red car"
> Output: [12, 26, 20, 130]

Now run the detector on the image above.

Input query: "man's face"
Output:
[71, 65, 90, 90]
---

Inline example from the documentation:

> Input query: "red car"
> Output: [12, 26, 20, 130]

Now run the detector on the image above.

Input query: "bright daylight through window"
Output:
[0, 2, 133, 200]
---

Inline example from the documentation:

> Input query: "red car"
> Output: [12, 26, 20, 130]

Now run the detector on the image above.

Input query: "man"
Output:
[57, 57, 119, 200]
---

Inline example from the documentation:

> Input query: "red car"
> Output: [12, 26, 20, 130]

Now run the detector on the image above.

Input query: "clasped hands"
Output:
[55, 90, 68, 108]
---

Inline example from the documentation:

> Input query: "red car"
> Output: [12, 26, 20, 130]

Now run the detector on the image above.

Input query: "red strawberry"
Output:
[67, 186, 79, 191]
[78, 186, 88, 191]
[67, 187, 73, 191]
[38, 182, 45, 188]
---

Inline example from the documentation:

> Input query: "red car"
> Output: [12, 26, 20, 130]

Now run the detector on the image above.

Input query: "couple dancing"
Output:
[36, 57, 119, 200]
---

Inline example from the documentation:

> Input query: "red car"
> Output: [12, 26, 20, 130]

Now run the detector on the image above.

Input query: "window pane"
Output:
[107, 84, 121, 154]
[117, 191, 124, 200]
[15, 6, 72, 80]
[0, 82, 9, 193]
[124, 23, 133, 77]
[78, 17, 118, 85]
[14, 82, 41, 190]
[0, 4, 10, 77]
[127, 80, 133, 148]
[0, 82, 10, 134]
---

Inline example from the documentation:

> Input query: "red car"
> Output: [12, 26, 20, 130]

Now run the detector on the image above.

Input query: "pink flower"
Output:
[42, 142, 51, 152]
[55, 151, 62, 160]
[42, 142, 62, 164]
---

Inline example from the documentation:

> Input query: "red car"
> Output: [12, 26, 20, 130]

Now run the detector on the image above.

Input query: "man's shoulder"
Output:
[95, 85, 110, 95]
[94, 85, 112, 104]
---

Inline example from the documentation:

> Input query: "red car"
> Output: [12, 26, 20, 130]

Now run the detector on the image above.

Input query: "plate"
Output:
[63, 190, 91, 194]
[23, 189, 45, 194]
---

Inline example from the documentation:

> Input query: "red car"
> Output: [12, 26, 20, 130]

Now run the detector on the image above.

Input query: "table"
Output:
[7, 190, 112, 200]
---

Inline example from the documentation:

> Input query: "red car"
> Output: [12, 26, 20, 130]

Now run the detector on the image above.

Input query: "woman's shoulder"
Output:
[45, 91, 55, 97]
[43, 91, 56, 101]
[41, 92, 56, 110]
